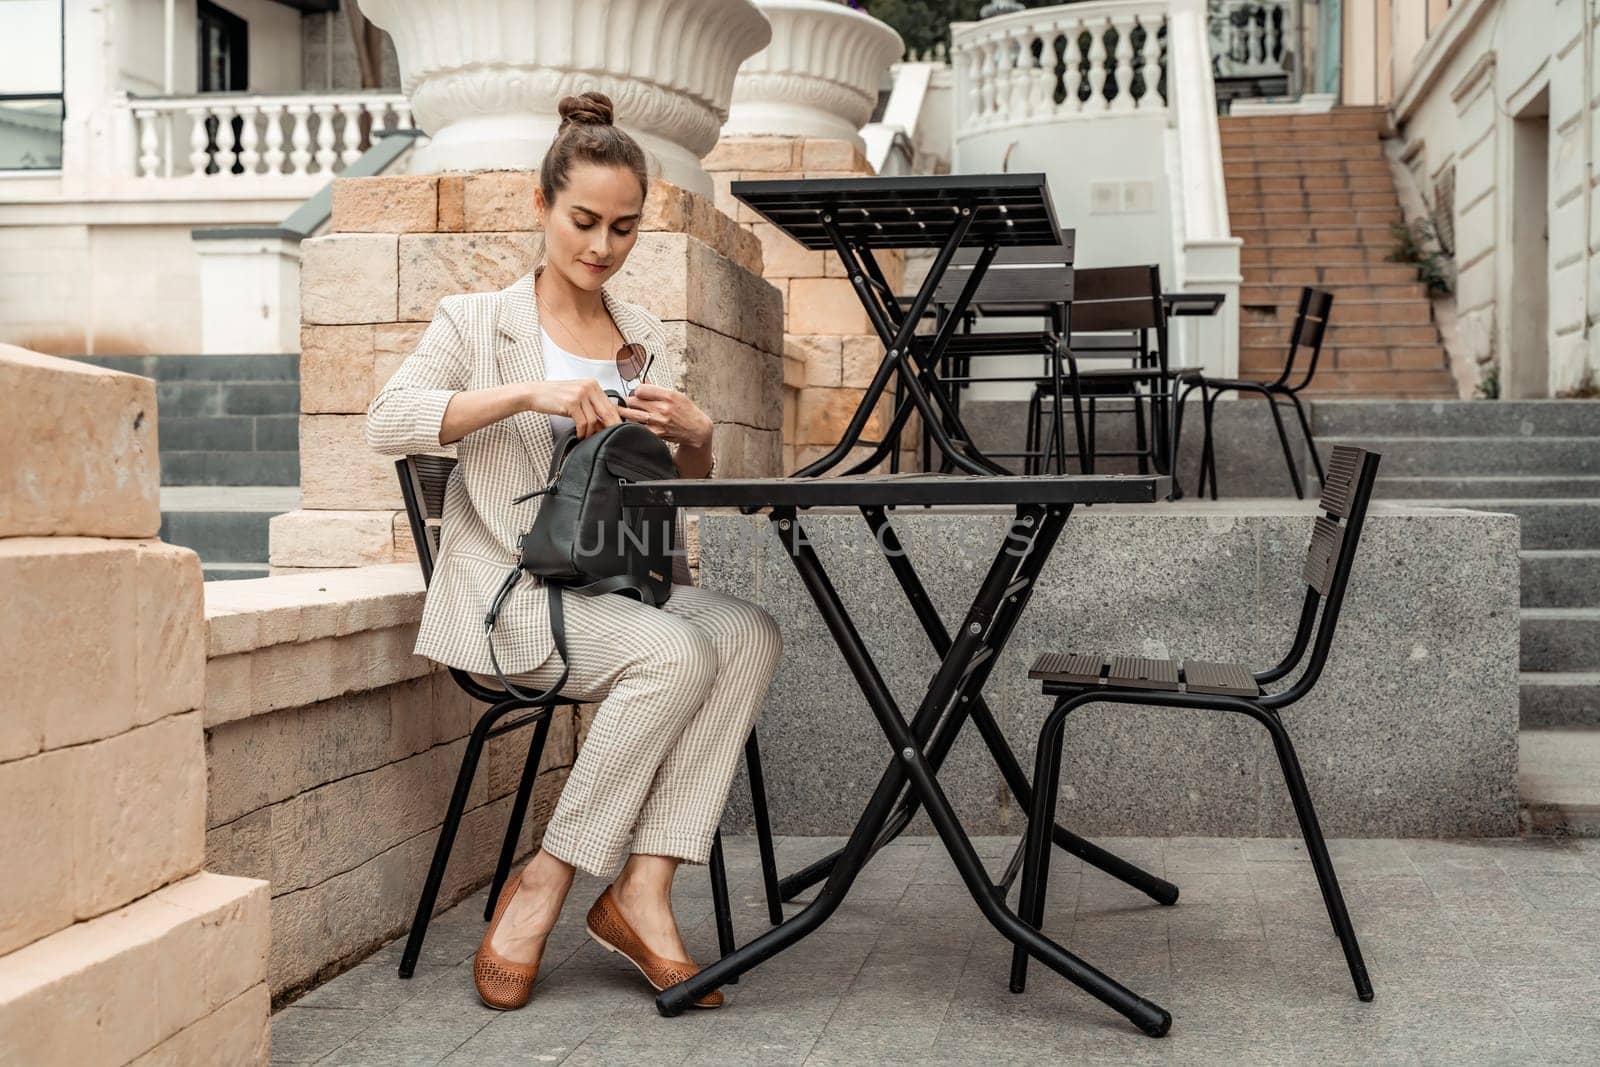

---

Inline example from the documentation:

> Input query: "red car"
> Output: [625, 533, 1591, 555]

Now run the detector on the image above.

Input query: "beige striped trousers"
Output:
[493, 583, 783, 879]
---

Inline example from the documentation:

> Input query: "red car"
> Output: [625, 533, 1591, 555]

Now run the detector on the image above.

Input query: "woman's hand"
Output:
[615, 384, 713, 449]
[526, 379, 622, 439]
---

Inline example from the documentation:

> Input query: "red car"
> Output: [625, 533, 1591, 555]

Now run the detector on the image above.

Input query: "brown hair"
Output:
[539, 92, 650, 207]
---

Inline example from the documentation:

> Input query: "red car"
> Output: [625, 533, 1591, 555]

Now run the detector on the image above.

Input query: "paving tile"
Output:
[270, 836, 1600, 1066]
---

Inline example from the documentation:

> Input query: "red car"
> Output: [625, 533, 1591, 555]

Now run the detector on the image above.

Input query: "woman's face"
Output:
[536, 163, 643, 292]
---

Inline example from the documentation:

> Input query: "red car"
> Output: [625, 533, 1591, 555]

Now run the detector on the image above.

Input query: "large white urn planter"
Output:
[359, 0, 772, 196]
[724, 0, 904, 148]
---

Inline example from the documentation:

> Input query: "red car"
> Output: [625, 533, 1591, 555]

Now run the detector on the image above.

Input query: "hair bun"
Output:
[558, 92, 615, 130]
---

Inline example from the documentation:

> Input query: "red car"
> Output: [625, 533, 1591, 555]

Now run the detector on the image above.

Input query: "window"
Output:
[0, 0, 64, 169]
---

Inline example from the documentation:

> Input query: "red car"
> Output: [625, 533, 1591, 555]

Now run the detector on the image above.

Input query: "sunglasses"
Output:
[615, 342, 653, 400]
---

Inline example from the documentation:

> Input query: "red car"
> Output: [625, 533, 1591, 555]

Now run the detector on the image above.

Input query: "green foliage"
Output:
[1387, 219, 1454, 298]
[1475, 361, 1500, 400]
[866, 0, 990, 58]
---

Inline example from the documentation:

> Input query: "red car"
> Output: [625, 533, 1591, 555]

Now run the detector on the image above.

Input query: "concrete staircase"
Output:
[71, 354, 300, 581]
[1221, 107, 1458, 398]
[1316, 399, 1600, 834]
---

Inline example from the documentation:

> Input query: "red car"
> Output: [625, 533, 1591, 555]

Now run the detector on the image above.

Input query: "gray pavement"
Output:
[272, 835, 1600, 1065]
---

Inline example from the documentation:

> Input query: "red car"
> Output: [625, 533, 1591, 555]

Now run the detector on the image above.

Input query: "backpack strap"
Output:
[484, 569, 572, 705]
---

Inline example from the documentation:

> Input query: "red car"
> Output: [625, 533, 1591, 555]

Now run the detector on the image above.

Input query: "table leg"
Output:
[775, 506, 1178, 908]
[655, 507, 1172, 1037]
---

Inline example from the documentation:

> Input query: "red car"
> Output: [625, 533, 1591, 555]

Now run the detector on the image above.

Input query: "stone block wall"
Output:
[0, 347, 270, 1065]
[201, 565, 578, 999]
[704, 138, 919, 474]
[273, 171, 783, 573]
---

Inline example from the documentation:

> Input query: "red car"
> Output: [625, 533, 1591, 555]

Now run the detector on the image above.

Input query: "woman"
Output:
[365, 92, 783, 1012]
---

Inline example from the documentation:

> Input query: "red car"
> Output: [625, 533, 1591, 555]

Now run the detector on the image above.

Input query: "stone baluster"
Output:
[1028, 28, 1055, 118]
[187, 106, 212, 176]
[261, 104, 286, 174]
[1110, 13, 1136, 113]
[393, 99, 414, 131]
[135, 109, 160, 177]
[1140, 17, 1164, 109]
[1250, 4, 1267, 66]
[313, 103, 338, 172]
[1086, 18, 1109, 112]
[213, 104, 239, 176]
[1062, 22, 1084, 113]
[236, 104, 261, 174]
[339, 101, 366, 165]
[286, 105, 312, 175]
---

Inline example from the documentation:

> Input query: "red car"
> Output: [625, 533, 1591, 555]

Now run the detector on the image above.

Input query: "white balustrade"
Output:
[124, 92, 408, 181]
[1207, 0, 1296, 80]
[950, 0, 1168, 134]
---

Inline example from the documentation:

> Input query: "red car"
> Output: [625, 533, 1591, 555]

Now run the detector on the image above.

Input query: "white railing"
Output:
[951, 0, 1168, 134]
[123, 92, 411, 181]
[1207, 0, 1297, 81]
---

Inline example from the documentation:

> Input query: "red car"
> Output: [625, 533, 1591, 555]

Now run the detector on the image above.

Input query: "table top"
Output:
[730, 173, 1062, 251]
[1161, 291, 1226, 316]
[620, 472, 1170, 509]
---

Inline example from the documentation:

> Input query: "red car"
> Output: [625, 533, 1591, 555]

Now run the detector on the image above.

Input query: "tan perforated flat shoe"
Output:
[474, 876, 545, 1010]
[586, 885, 724, 1009]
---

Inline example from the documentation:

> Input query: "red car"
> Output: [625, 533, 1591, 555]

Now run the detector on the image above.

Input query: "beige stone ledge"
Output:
[1, 345, 160, 539]
[299, 322, 426, 415]
[300, 233, 399, 325]
[1, 538, 204, 762]
[203, 563, 423, 658]
[331, 175, 440, 233]
[268, 509, 403, 568]
[661, 321, 783, 435]
[130, 983, 268, 1067]
[608, 232, 784, 353]
[0, 872, 268, 1066]
[1, 711, 206, 958]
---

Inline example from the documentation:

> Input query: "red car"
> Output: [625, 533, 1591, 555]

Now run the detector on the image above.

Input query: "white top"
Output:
[541, 323, 625, 442]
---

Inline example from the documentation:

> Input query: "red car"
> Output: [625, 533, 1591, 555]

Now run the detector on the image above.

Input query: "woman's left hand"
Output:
[616, 383, 713, 449]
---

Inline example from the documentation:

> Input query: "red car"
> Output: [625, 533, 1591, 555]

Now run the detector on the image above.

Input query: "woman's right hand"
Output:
[526, 379, 622, 438]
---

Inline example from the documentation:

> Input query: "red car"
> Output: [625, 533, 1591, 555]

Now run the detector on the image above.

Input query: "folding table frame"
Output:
[731, 173, 1064, 479]
[624, 473, 1178, 1036]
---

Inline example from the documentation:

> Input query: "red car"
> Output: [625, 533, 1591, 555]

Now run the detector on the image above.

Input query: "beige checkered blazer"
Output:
[365, 265, 696, 676]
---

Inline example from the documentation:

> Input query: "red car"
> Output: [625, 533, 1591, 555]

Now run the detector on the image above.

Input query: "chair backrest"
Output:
[1261, 444, 1382, 707]
[395, 454, 458, 587]
[935, 228, 1075, 307]
[1065, 264, 1167, 371]
[1277, 286, 1334, 391]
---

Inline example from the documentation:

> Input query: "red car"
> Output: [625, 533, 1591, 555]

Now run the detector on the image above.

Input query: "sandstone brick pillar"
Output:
[0, 344, 271, 1065]
[706, 137, 918, 474]
[271, 172, 782, 572]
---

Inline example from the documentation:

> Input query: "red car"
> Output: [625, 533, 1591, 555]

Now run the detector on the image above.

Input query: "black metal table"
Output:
[625, 473, 1177, 1036]
[731, 173, 1064, 478]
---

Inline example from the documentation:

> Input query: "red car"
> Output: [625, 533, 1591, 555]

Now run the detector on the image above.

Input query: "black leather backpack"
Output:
[484, 419, 679, 701]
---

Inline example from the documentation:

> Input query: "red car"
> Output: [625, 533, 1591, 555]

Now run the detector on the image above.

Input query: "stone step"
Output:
[1370, 477, 1600, 501]
[1324, 437, 1600, 478]
[1242, 322, 1440, 346]
[1233, 207, 1403, 229]
[156, 380, 299, 418]
[1242, 299, 1433, 325]
[1228, 192, 1400, 214]
[1242, 347, 1449, 375]
[1228, 174, 1396, 195]
[1311, 399, 1600, 438]
[1223, 144, 1389, 163]
[1241, 245, 1402, 268]
[160, 450, 299, 486]
[1522, 549, 1600, 606]
[67, 352, 299, 382]
[203, 562, 274, 582]
[1519, 727, 1600, 836]
[159, 486, 300, 569]
[1224, 158, 1393, 178]
[1520, 673, 1600, 728]
[1387, 499, 1600, 550]
[158, 414, 298, 453]
[1242, 282, 1430, 305]
[1233, 223, 1397, 244]
[1521, 607, 1600, 673]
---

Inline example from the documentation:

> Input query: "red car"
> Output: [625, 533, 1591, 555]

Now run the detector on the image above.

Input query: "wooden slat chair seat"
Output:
[1028, 652, 1258, 696]
[390, 454, 785, 981]
[1011, 445, 1383, 1007]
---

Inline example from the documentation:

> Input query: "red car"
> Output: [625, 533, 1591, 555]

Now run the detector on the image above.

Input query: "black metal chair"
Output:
[392, 454, 784, 980]
[1011, 445, 1382, 1004]
[1175, 286, 1333, 500]
[1024, 265, 1181, 477]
